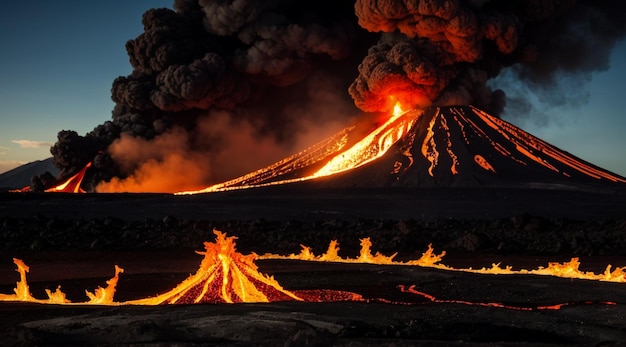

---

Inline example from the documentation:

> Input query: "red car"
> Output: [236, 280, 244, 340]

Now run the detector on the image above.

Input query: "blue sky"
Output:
[0, 1, 172, 173]
[0, 1, 625, 177]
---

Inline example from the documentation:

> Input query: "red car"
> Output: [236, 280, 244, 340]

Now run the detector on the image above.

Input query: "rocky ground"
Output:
[1, 185, 626, 346]
[1, 186, 625, 257]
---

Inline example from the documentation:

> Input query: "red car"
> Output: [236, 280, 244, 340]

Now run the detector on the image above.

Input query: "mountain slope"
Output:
[317, 106, 626, 189]
[0, 158, 58, 191]
[190, 105, 626, 193]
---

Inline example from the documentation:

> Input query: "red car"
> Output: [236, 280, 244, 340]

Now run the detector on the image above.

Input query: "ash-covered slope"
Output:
[319, 106, 626, 189]
[188, 105, 626, 193]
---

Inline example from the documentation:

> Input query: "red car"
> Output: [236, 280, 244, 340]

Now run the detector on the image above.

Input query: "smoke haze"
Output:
[47, 0, 626, 192]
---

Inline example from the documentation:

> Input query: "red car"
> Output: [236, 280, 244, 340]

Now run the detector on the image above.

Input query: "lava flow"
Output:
[259, 238, 626, 283]
[0, 230, 363, 305]
[178, 104, 626, 195]
[127, 230, 304, 305]
[177, 102, 416, 194]
[1, 230, 625, 308]
[44, 161, 91, 193]
[9, 162, 92, 193]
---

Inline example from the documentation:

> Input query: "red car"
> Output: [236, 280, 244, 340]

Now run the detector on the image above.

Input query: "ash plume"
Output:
[47, 0, 626, 192]
[349, 0, 626, 117]
[50, 0, 372, 192]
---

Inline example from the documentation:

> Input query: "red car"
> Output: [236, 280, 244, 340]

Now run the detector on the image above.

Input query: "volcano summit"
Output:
[183, 105, 626, 194]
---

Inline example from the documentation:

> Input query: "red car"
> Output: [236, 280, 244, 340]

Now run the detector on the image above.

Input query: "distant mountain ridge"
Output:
[0, 158, 58, 191]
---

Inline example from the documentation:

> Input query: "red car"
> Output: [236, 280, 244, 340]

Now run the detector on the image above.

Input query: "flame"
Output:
[393, 102, 403, 117]
[45, 162, 92, 193]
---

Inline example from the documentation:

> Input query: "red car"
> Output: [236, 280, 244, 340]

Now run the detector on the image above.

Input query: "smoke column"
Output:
[45, 0, 626, 192]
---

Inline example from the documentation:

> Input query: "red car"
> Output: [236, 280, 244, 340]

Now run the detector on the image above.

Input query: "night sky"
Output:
[1, 1, 625, 178]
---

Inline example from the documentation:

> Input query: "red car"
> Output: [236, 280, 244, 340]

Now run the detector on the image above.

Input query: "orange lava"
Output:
[1, 230, 623, 308]
[259, 238, 626, 283]
[45, 162, 92, 193]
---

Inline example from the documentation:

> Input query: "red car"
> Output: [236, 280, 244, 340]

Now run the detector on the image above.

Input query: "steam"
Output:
[48, 0, 626, 192]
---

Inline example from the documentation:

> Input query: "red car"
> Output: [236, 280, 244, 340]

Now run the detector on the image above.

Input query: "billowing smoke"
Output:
[349, 0, 626, 117]
[49, 0, 374, 192]
[45, 0, 626, 192]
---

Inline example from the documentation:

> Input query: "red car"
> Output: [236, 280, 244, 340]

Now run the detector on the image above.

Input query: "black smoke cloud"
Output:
[45, 0, 626, 192]
[349, 0, 626, 117]
[49, 0, 374, 192]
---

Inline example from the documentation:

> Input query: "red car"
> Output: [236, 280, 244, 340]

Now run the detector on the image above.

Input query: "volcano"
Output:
[182, 105, 626, 194]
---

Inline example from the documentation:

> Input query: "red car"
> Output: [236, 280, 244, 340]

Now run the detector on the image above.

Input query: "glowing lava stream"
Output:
[0, 230, 362, 306]
[1, 230, 625, 308]
[178, 102, 417, 194]
[257, 239, 626, 283]
[45, 161, 92, 193]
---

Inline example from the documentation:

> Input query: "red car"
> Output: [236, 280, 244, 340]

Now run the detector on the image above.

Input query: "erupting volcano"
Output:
[180, 105, 626, 194]
[24, 0, 624, 195]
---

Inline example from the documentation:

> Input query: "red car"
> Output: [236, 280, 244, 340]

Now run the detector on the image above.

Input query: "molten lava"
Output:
[2, 229, 625, 309]
[45, 162, 91, 193]
[128, 230, 303, 304]
[259, 238, 626, 283]
[0, 230, 364, 305]
[312, 102, 414, 178]
[0, 258, 122, 305]
[177, 105, 625, 194]
[178, 102, 418, 194]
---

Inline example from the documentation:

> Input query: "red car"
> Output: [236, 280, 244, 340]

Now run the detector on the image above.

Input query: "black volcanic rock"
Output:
[206, 105, 626, 192]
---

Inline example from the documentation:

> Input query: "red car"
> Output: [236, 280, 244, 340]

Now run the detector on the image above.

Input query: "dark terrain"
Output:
[1, 185, 626, 345]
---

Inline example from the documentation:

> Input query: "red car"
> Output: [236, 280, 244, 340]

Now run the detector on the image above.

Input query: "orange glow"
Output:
[45, 162, 91, 193]
[0, 230, 363, 305]
[0, 258, 120, 305]
[259, 238, 626, 283]
[1, 231, 624, 308]
[128, 230, 303, 304]
[398, 284, 615, 311]
[471, 107, 626, 183]
[178, 101, 419, 194]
